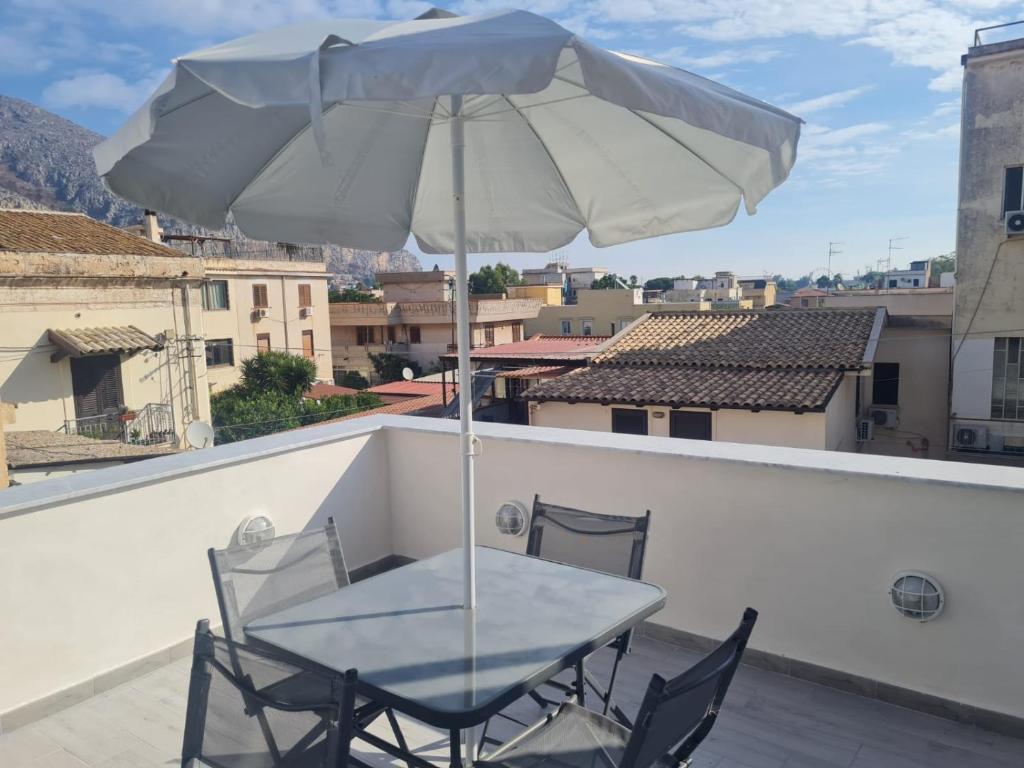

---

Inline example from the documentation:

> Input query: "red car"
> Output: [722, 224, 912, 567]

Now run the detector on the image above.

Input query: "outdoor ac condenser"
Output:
[1006, 211, 1024, 236]
[953, 423, 987, 450]
[869, 406, 898, 428]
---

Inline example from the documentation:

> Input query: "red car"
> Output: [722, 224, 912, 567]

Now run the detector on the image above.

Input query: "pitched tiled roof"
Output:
[48, 326, 163, 357]
[327, 392, 446, 422]
[303, 382, 360, 399]
[497, 365, 573, 379]
[525, 309, 882, 413]
[0, 210, 184, 257]
[525, 366, 844, 412]
[594, 311, 877, 369]
[368, 380, 451, 397]
[442, 334, 610, 362]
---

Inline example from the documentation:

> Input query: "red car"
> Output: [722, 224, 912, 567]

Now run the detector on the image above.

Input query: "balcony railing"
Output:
[62, 403, 176, 446]
[165, 240, 325, 262]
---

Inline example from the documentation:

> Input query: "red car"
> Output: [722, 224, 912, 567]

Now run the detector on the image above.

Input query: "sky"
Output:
[2, 0, 1019, 282]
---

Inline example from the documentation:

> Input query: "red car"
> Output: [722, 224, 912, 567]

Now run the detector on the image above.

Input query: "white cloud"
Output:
[656, 45, 783, 69]
[903, 123, 960, 140]
[42, 70, 168, 113]
[783, 85, 874, 116]
[806, 122, 890, 146]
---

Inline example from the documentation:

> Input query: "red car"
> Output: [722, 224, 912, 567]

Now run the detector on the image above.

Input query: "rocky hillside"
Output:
[0, 94, 420, 284]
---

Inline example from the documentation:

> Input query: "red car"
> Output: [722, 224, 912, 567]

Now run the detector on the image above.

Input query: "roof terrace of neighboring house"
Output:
[1, 415, 1024, 767]
[526, 309, 883, 450]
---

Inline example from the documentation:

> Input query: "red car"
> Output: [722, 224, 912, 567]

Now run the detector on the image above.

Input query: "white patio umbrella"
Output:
[95, 8, 801, 613]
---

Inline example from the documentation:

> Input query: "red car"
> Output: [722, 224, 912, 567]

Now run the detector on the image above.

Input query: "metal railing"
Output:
[62, 404, 177, 447]
[974, 21, 1024, 47]
[165, 239, 325, 263]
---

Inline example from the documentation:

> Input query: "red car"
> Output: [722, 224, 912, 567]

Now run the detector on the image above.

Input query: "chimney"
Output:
[142, 210, 162, 243]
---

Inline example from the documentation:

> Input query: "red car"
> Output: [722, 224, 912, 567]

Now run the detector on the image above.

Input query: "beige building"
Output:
[159, 231, 333, 393]
[737, 277, 778, 308]
[816, 289, 953, 459]
[330, 270, 542, 377]
[948, 27, 1024, 461]
[526, 309, 883, 452]
[506, 283, 562, 305]
[0, 211, 211, 464]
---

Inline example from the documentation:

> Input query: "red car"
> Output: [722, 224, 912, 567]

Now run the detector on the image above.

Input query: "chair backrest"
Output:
[620, 608, 758, 768]
[209, 517, 349, 642]
[527, 495, 650, 580]
[182, 619, 357, 768]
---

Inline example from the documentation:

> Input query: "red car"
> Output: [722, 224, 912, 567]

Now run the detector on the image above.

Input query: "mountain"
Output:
[0, 94, 420, 284]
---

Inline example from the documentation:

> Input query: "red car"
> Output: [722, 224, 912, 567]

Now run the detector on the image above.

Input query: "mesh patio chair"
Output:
[525, 496, 651, 725]
[478, 608, 758, 768]
[182, 618, 359, 768]
[208, 518, 408, 756]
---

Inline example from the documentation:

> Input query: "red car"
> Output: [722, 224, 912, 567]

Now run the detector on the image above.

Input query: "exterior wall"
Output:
[530, 401, 830, 450]
[738, 281, 778, 309]
[824, 375, 858, 451]
[378, 273, 453, 303]
[507, 284, 562, 305]
[822, 289, 953, 316]
[386, 418, 1024, 721]
[203, 259, 332, 392]
[0, 278, 210, 441]
[952, 42, 1024, 455]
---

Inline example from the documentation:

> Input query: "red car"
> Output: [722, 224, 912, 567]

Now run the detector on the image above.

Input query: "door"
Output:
[302, 330, 315, 359]
[70, 355, 124, 419]
[256, 333, 271, 353]
[612, 408, 648, 435]
[670, 410, 712, 440]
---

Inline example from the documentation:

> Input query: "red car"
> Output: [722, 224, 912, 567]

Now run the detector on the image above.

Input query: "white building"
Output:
[883, 260, 932, 290]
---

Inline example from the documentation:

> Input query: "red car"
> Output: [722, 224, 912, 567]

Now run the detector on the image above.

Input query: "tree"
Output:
[591, 274, 625, 289]
[930, 253, 955, 285]
[628, 274, 639, 287]
[329, 287, 379, 303]
[469, 262, 522, 294]
[832, 273, 843, 287]
[644, 277, 675, 291]
[212, 390, 382, 444]
[815, 274, 831, 289]
[335, 370, 369, 389]
[238, 351, 316, 397]
[369, 352, 422, 383]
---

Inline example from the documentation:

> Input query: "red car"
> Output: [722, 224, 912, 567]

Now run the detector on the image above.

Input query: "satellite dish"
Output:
[185, 420, 215, 448]
[401, 367, 415, 381]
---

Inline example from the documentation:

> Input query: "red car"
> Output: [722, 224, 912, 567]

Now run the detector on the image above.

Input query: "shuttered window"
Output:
[252, 284, 269, 308]
[70, 355, 124, 418]
[256, 333, 270, 353]
[302, 330, 315, 359]
[298, 284, 312, 308]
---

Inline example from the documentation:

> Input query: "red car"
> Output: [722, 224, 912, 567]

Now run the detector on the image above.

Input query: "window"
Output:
[409, 325, 422, 344]
[512, 323, 523, 343]
[872, 362, 900, 406]
[256, 333, 270, 353]
[201, 280, 229, 310]
[612, 408, 648, 435]
[617, 318, 631, 332]
[800, 298, 809, 308]
[484, 323, 495, 346]
[912, 278, 920, 287]
[356, 326, 378, 345]
[560, 319, 572, 335]
[1003, 166, 1024, 215]
[387, 326, 396, 343]
[252, 284, 269, 308]
[888, 279, 897, 288]
[992, 337, 1024, 419]
[302, 330, 314, 359]
[206, 338, 234, 367]
[670, 411, 711, 440]
[298, 284, 312, 308]
[581, 318, 594, 336]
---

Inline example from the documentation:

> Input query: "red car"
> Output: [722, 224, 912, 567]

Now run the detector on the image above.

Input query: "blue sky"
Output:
[1, 0, 1013, 281]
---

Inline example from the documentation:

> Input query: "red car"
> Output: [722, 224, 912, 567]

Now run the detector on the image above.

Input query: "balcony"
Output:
[2, 418, 1024, 764]
[62, 403, 176, 446]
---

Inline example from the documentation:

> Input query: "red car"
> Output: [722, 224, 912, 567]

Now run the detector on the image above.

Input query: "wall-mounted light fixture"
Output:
[236, 515, 275, 547]
[890, 571, 945, 622]
[495, 501, 529, 536]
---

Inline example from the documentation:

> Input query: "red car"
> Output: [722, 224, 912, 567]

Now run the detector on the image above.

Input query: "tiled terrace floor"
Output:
[3, 636, 1023, 768]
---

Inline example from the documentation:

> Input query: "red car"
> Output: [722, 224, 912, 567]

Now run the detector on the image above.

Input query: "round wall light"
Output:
[236, 515, 276, 547]
[495, 501, 529, 536]
[890, 571, 945, 622]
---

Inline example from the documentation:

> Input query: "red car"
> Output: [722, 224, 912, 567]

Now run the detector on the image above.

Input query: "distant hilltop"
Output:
[0, 93, 420, 284]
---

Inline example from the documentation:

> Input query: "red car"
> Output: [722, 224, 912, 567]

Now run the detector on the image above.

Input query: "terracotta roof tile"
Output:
[442, 334, 610, 361]
[303, 382, 360, 399]
[594, 310, 877, 369]
[0, 210, 182, 257]
[526, 366, 844, 412]
[48, 326, 163, 357]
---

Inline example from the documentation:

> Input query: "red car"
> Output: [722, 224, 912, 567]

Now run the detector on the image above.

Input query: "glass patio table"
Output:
[246, 545, 666, 767]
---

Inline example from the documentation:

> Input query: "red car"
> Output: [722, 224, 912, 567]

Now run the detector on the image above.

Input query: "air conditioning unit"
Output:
[1006, 211, 1024, 236]
[953, 423, 987, 450]
[300, 306, 314, 318]
[253, 307, 270, 319]
[857, 418, 873, 442]
[869, 406, 898, 428]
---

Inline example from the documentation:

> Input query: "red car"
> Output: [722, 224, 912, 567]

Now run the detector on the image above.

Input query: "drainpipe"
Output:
[178, 280, 200, 424]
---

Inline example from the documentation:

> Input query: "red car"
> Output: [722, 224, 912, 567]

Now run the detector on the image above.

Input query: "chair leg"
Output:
[385, 707, 413, 768]
[575, 661, 585, 707]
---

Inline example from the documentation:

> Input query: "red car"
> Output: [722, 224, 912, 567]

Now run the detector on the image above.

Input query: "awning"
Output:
[48, 325, 164, 362]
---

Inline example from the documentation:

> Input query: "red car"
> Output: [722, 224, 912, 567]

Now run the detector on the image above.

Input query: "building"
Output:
[664, 271, 754, 309]
[521, 263, 609, 304]
[788, 286, 830, 308]
[0, 210, 211, 468]
[159, 229, 334, 393]
[946, 26, 1024, 461]
[506, 283, 563, 305]
[737, 277, 778, 308]
[883, 260, 932, 289]
[816, 289, 953, 458]
[526, 309, 883, 451]
[330, 270, 542, 379]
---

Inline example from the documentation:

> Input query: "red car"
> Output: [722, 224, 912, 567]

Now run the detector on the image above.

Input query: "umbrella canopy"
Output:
[95, 7, 802, 618]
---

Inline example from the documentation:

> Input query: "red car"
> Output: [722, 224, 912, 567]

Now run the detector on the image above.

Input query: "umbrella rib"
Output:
[499, 93, 587, 230]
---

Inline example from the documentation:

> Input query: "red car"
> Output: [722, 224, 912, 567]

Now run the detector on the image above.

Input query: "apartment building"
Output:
[159, 229, 333, 392]
[0, 210, 211, 476]
[737, 277, 778, 308]
[330, 270, 542, 377]
[949, 26, 1024, 461]
[883, 260, 932, 289]
[663, 271, 754, 309]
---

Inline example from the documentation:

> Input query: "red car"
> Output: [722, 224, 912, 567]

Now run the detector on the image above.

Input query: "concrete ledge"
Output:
[641, 621, 1024, 740]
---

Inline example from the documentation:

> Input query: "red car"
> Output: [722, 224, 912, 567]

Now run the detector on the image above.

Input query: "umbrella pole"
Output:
[450, 94, 476, 613]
